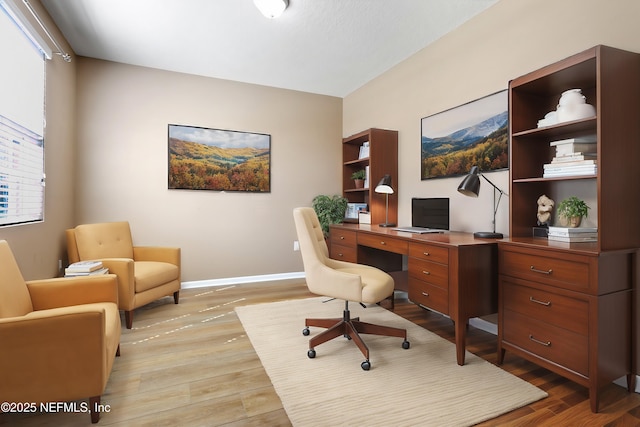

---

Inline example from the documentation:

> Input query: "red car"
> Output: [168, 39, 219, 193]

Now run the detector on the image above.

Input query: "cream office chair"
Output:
[293, 207, 409, 370]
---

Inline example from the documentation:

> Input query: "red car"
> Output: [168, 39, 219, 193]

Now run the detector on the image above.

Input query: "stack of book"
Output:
[64, 260, 108, 277]
[543, 136, 597, 178]
[364, 165, 370, 188]
[547, 226, 598, 242]
[358, 141, 370, 159]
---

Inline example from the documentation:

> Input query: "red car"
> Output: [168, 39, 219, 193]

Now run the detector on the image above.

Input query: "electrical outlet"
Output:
[293, 240, 300, 251]
[58, 259, 63, 271]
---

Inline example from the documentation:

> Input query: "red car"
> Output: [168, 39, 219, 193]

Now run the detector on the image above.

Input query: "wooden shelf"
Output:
[500, 44, 640, 413]
[342, 128, 398, 226]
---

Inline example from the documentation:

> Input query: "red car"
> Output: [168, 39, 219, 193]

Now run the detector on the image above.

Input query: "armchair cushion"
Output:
[74, 221, 134, 259]
[135, 261, 180, 293]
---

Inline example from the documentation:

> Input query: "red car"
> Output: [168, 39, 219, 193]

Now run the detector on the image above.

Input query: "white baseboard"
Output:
[468, 317, 498, 335]
[614, 375, 640, 393]
[181, 271, 305, 289]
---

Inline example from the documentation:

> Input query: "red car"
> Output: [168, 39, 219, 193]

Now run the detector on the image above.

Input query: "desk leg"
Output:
[455, 320, 466, 366]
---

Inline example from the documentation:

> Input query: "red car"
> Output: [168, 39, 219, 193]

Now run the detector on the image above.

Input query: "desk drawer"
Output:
[502, 279, 588, 335]
[408, 257, 448, 288]
[500, 246, 591, 291]
[330, 244, 357, 263]
[409, 242, 448, 264]
[503, 309, 588, 376]
[330, 229, 357, 247]
[357, 233, 407, 255]
[409, 278, 449, 315]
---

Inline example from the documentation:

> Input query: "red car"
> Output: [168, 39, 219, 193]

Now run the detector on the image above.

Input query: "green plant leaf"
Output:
[312, 194, 348, 236]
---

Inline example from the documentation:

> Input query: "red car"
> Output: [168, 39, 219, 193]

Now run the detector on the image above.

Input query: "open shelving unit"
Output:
[498, 45, 640, 413]
[342, 128, 398, 225]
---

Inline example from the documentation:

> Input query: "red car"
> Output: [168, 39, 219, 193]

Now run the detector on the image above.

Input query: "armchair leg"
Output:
[125, 311, 133, 329]
[173, 290, 180, 304]
[89, 396, 100, 423]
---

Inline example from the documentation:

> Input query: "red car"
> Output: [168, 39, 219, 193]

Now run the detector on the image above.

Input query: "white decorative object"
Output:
[537, 111, 558, 127]
[558, 89, 586, 106]
[358, 211, 371, 224]
[557, 103, 596, 122]
[555, 88, 596, 123]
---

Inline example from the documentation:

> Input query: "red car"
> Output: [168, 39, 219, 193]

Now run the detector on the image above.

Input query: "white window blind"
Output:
[0, 1, 46, 226]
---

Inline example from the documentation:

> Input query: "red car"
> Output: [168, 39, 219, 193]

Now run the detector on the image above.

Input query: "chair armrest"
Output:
[0, 306, 108, 397]
[27, 274, 118, 310]
[98, 258, 135, 307]
[134, 246, 180, 266]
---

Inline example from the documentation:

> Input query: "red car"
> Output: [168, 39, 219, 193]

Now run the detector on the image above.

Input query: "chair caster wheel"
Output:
[402, 340, 410, 349]
[307, 349, 316, 359]
[302, 327, 310, 336]
[361, 360, 371, 371]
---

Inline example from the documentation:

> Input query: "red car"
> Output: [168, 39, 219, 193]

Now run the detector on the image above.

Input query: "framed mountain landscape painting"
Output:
[168, 124, 270, 192]
[421, 90, 508, 180]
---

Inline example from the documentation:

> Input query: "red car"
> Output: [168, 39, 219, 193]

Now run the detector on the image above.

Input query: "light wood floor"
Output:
[3, 280, 640, 426]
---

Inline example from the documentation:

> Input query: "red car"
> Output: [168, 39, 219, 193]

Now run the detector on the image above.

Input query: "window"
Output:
[0, 0, 46, 226]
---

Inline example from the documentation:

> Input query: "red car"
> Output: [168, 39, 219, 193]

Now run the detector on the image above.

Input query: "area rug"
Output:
[235, 297, 547, 427]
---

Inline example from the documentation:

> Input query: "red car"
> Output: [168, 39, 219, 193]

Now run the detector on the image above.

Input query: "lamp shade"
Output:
[375, 175, 394, 194]
[457, 166, 480, 197]
[253, 0, 288, 18]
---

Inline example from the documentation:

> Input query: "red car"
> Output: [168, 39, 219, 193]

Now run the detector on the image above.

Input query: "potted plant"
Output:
[312, 194, 348, 238]
[351, 170, 366, 189]
[556, 196, 590, 227]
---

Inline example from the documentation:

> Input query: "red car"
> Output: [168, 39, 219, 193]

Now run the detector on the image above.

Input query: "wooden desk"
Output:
[329, 223, 498, 365]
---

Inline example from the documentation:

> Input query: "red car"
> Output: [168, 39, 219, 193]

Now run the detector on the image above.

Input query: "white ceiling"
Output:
[41, 0, 498, 97]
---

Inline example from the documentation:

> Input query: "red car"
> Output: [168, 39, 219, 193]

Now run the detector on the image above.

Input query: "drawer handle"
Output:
[422, 271, 430, 275]
[529, 296, 551, 306]
[421, 292, 429, 297]
[529, 334, 551, 347]
[340, 236, 345, 240]
[338, 253, 344, 257]
[530, 265, 552, 275]
[423, 252, 430, 256]
[380, 241, 386, 245]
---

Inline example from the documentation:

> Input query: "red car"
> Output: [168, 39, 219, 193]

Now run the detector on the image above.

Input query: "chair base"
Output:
[303, 301, 409, 369]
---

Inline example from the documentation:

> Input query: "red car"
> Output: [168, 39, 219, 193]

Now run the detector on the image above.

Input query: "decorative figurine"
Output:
[536, 194, 555, 226]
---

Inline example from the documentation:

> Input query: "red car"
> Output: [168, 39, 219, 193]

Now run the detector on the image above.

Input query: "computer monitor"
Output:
[412, 198, 450, 230]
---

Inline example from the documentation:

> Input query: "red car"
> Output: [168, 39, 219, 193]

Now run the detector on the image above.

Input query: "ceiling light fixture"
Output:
[253, 0, 288, 19]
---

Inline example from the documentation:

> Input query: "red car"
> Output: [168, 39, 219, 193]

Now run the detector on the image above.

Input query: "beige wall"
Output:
[344, 0, 640, 236]
[75, 59, 342, 282]
[0, 0, 76, 280]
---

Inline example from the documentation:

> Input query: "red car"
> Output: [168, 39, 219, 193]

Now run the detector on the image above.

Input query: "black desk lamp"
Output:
[375, 174, 395, 227]
[457, 166, 507, 238]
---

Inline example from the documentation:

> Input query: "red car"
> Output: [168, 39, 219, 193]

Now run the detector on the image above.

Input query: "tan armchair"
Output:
[0, 240, 120, 424]
[66, 221, 181, 329]
[293, 207, 409, 370]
